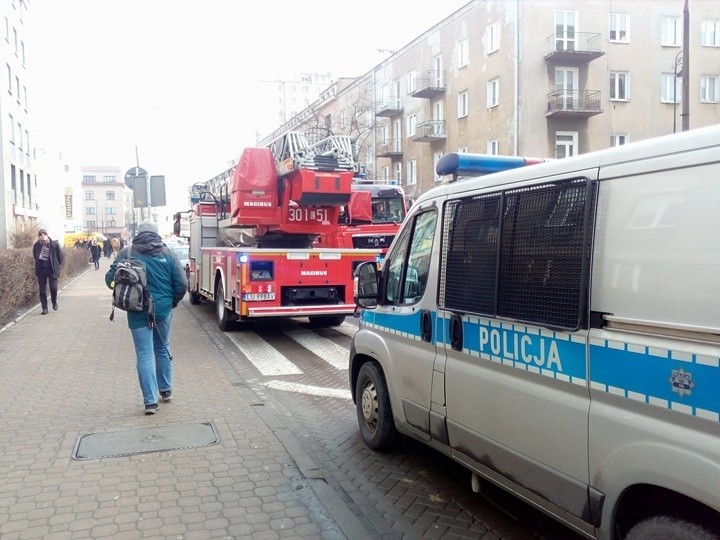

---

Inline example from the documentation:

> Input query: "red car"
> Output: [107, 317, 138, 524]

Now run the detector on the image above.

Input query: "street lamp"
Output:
[673, 50, 684, 134]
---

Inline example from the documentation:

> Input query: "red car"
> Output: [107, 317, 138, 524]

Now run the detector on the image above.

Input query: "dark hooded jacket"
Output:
[105, 231, 188, 329]
[33, 236, 64, 279]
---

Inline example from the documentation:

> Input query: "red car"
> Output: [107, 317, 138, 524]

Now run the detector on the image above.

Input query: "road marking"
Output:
[265, 380, 351, 400]
[334, 322, 358, 338]
[284, 329, 349, 370]
[227, 332, 302, 376]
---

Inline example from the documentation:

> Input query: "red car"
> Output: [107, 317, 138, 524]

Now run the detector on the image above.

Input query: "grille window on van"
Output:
[440, 178, 596, 330]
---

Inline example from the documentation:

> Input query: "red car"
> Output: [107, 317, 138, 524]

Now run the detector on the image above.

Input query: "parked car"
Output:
[172, 245, 189, 268]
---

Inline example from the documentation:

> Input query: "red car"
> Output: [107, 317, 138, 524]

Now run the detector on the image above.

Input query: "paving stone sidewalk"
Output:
[0, 258, 369, 539]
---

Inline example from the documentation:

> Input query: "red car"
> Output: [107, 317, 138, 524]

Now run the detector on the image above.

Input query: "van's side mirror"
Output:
[354, 261, 379, 309]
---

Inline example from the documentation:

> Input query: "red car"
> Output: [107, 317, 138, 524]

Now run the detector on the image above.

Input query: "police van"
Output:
[350, 125, 720, 540]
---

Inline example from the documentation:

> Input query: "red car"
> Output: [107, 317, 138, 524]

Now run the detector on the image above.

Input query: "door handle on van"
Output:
[421, 310, 432, 342]
[449, 313, 463, 351]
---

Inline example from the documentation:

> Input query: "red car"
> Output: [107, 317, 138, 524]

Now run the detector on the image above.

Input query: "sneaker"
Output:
[144, 403, 159, 415]
[52, 302, 58, 311]
[160, 390, 172, 403]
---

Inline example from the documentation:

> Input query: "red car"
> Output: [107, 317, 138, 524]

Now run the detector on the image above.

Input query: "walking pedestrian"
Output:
[33, 229, 65, 315]
[110, 236, 120, 259]
[105, 219, 187, 415]
[89, 240, 101, 270]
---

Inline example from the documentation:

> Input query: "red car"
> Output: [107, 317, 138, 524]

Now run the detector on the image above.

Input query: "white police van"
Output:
[350, 125, 720, 540]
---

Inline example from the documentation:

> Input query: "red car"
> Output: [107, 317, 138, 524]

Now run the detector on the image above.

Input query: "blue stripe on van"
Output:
[361, 310, 428, 342]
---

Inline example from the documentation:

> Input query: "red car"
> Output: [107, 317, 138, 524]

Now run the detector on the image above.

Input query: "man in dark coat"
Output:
[32, 229, 65, 314]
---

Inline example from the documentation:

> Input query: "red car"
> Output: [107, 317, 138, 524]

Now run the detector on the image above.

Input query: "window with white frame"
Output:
[379, 124, 388, 144]
[487, 21, 501, 53]
[610, 72, 629, 100]
[610, 134, 629, 147]
[661, 17, 681, 46]
[434, 152, 443, 182]
[701, 20, 720, 47]
[381, 166, 389, 181]
[407, 114, 416, 137]
[458, 90, 468, 117]
[458, 147, 468, 153]
[458, 39, 469, 68]
[701, 75, 720, 102]
[406, 159, 417, 186]
[407, 70, 417, 94]
[660, 73, 681, 103]
[106, 191, 115, 200]
[487, 140, 499, 155]
[555, 131, 577, 159]
[394, 162, 402, 184]
[487, 78, 499, 108]
[609, 13, 630, 42]
[7, 113, 13, 144]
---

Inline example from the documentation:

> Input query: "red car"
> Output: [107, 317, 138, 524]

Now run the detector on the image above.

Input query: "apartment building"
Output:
[80, 166, 126, 238]
[259, 0, 720, 200]
[0, 0, 31, 248]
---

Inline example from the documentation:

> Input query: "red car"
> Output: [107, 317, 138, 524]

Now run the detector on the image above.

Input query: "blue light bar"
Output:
[436, 153, 546, 178]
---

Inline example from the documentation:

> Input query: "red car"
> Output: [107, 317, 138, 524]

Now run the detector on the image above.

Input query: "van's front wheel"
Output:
[625, 516, 717, 540]
[356, 361, 396, 450]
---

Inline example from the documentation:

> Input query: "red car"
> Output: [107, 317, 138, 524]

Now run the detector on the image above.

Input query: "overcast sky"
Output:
[27, 0, 469, 210]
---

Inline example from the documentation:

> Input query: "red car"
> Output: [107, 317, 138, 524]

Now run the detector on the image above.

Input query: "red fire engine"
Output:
[175, 133, 380, 330]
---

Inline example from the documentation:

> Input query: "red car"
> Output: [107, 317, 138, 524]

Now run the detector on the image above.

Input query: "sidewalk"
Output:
[0, 258, 369, 539]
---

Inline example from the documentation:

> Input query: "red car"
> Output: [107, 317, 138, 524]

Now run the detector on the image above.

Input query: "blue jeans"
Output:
[130, 314, 173, 406]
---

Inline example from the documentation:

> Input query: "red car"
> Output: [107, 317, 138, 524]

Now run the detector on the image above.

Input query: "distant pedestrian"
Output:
[111, 237, 120, 259]
[105, 220, 187, 415]
[89, 241, 101, 270]
[33, 229, 65, 315]
[103, 239, 112, 258]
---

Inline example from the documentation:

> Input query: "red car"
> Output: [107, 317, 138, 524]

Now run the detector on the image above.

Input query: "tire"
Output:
[189, 290, 201, 305]
[355, 361, 397, 450]
[625, 516, 717, 540]
[309, 315, 345, 328]
[215, 281, 232, 331]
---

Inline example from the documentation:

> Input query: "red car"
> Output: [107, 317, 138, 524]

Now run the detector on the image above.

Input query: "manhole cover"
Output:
[72, 422, 219, 460]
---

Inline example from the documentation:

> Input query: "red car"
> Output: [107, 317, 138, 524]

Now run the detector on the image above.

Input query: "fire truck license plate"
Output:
[243, 293, 276, 301]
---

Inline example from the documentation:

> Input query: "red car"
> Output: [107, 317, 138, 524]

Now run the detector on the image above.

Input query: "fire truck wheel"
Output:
[215, 282, 233, 331]
[309, 315, 345, 328]
[189, 290, 201, 305]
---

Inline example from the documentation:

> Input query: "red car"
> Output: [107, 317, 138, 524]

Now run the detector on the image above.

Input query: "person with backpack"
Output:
[105, 219, 187, 415]
[33, 228, 65, 315]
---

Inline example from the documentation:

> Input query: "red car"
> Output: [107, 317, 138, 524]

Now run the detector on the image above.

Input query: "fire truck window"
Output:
[250, 260, 274, 280]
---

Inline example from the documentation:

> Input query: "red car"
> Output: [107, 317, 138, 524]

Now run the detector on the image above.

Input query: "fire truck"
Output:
[176, 133, 380, 330]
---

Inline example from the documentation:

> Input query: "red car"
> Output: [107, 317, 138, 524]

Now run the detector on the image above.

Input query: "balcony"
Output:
[375, 99, 403, 117]
[546, 90, 603, 118]
[410, 70, 446, 98]
[413, 120, 446, 143]
[376, 139, 403, 158]
[544, 32, 605, 63]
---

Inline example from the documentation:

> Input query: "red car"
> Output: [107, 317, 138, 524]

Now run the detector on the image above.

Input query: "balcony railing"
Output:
[544, 32, 605, 62]
[413, 120, 446, 142]
[375, 99, 403, 117]
[410, 70, 446, 98]
[376, 139, 403, 157]
[546, 90, 603, 117]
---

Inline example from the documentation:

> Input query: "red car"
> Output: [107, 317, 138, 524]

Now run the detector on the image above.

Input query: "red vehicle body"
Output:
[314, 179, 408, 254]
[177, 135, 380, 330]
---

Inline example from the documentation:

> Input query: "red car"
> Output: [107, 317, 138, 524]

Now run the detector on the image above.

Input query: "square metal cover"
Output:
[73, 422, 220, 460]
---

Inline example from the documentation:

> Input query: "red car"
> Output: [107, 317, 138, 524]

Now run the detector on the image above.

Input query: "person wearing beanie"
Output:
[32, 229, 65, 315]
[105, 219, 188, 415]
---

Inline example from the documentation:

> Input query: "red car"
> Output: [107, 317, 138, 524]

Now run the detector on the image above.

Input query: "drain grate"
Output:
[72, 422, 220, 460]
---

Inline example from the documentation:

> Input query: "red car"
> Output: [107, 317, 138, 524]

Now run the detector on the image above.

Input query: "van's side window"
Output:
[440, 178, 596, 329]
[385, 210, 437, 305]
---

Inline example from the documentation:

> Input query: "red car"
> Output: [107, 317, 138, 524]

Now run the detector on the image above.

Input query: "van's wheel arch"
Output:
[625, 516, 717, 540]
[215, 280, 232, 331]
[355, 361, 397, 450]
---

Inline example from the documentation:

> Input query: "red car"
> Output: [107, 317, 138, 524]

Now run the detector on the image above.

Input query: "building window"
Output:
[610, 72, 629, 100]
[458, 39, 469, 68]
[381, 166, 389, 181]
[394, 162, 402, 184]
[661, 17, 681, 47]
[106, 191, 115, 200]
[106, 207, 116, 215]
[487, 140, 499, 155]
[6, 63, 10, 94]
[407, 70, 417, 94]
[458, 91, 469, 118]
[458, 147, 468, 153]
[555, 131, 578, 159]
[661, 73, 681, 103]
[487, 21, 501, 53]
[701, 20, 720, 47]
[434, 152, 443, 182]
[487, 78, 499, 108]
[86, 206, 96, 214]
[406, 159, 417, 186]
[610, 134, 629, 147]
[609, 13, 630, 42]
[83, 175, 97, 183]
[8, 113, 13, 144]
[102, 175, 116, 182]
[85, 191, 94, 200]
[701, 75, 720, 103]
[406, 114, 417, 137]
[87, 220, 96, 229]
